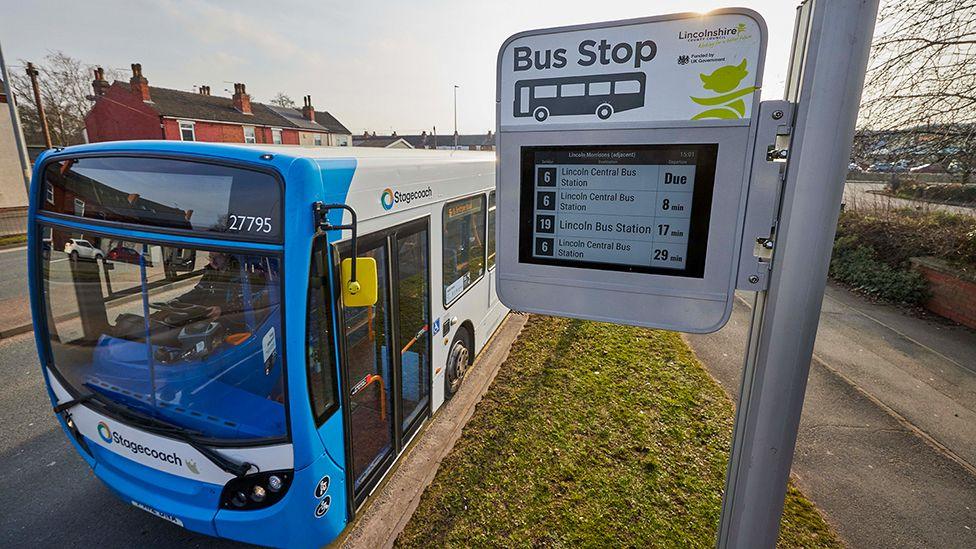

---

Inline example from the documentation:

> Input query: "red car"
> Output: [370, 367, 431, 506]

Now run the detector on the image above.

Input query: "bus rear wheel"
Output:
[596, 104, 614, 120]
[533, 107, 549, 122]
[444, 327, 472, 401]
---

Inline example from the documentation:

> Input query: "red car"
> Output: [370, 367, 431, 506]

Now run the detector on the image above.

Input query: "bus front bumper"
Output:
[88, 439, 348, 548]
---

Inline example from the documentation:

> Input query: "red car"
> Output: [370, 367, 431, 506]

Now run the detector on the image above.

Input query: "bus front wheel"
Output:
[533, 107, 549, 122]
[596, 104, 614, 120]
[444, 327, 472, 401]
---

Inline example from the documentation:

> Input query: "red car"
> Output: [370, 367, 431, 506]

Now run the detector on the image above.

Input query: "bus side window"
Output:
[307, 240, 339, 423]
[442, 195, 486, 306]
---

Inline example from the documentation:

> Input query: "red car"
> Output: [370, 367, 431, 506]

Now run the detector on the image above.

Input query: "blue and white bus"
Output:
[27, 141, 507, 547]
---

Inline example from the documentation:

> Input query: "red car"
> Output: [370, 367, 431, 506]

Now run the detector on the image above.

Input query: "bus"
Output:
[513, 71, 647, 122]
[27, 141, 507, 547]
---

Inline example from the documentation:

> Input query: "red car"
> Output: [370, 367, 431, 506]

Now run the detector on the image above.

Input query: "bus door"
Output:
[338, 218, 431, 505]
[392, 220, 431, 443]
[487, 191, 497, 307]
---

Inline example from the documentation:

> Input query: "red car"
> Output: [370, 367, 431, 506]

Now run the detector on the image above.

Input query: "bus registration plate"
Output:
[131, 500, 184, 527]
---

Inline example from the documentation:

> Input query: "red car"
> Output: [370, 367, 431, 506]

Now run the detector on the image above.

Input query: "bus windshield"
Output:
[39, 225, 286, 443]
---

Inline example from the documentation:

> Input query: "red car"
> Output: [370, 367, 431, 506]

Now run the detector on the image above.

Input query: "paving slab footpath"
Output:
[685, 285, 976, 548]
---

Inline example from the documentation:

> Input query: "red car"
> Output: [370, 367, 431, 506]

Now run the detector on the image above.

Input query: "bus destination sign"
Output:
[520, 144, 717, 278]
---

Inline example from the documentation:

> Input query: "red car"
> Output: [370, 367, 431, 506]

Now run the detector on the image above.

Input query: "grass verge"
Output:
[396, 316, 841, 548]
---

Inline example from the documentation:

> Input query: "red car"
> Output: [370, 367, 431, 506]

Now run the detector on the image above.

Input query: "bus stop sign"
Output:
[495, 9, 768, 333]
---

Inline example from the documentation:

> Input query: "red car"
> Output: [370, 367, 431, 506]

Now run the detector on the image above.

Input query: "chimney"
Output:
[199, 85, 211, 96]
[129, 63, 151, 102]
[92, 67, 110, 97]
[301, 95, 316, 121]
[232, 83, 252, 114]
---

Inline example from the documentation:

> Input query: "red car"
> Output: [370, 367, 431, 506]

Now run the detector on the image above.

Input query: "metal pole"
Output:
[0, 41, 32, 193]
[717, 1, 879, 548]
[26, 62, 52, 148]
[454, 85, 459, 149]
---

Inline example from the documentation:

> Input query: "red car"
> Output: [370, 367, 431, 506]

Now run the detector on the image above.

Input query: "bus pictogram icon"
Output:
[514, 72, 646, 122]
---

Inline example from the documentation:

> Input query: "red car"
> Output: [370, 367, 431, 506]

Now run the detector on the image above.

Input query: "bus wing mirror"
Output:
[341, 258, 377, 307]
[314, 202, 375, 306]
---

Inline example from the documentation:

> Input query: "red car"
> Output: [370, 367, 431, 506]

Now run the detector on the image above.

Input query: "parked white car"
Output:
[64, 238, 104, 261]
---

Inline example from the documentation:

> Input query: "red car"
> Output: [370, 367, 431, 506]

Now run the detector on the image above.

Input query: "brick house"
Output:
[353, 130, 495, 150]
[85, 64, 351, 146]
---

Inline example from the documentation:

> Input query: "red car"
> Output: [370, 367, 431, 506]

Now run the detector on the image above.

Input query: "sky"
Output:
[0, 0, 803, 135]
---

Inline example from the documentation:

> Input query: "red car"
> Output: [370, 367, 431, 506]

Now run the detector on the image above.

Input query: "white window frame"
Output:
[271, 128, 282, 145]
[243, 125, 257, 144]
[46, 183, 55, 204]
[313, 133, 323, 146]
[178, 120, 196, 142]
[73, 198, 86, 217]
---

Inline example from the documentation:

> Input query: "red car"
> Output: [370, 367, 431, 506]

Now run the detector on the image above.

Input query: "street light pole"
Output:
[26, 62, 52, 149]
[453, 85, 459, 149]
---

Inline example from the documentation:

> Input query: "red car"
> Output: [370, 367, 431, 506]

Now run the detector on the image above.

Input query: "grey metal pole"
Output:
[717, 1, 879, 548]
[0, 41, 33, 193]
[454, 85, 459, 149]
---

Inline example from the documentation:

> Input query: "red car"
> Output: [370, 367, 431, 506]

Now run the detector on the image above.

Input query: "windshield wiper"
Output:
[56, 391, 253, 477]
[53, 393, 97, 414]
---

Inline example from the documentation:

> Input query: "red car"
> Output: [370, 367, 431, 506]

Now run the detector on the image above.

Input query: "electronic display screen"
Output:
[519, 144, 718, 278]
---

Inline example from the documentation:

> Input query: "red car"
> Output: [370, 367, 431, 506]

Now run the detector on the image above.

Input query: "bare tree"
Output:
[9, 51, 122, 147]
[857, 0, 976, 181]
[269, 92, 296, 108]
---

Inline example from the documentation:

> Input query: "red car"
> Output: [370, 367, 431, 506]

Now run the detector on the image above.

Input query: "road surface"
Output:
[844, 180, 976, 217]
[0, 330, 247, 548]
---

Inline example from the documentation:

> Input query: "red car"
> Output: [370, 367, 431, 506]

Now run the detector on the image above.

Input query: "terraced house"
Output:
[85, 64, 351, 146]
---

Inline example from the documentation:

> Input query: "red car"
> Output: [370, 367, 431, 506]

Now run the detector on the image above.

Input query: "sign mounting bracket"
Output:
[735, 99, 794, 291]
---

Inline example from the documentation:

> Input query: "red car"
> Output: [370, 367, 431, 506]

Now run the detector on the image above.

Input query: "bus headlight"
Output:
[220, 470, 293, 511]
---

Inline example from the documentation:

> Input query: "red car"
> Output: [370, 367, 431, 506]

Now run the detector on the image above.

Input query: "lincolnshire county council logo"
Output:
[97, 421, 113, 443]
[380, 188, 394, 210]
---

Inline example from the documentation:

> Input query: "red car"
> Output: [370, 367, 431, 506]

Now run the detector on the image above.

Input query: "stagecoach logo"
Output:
[95, 421, 192, 472]
[97, 421, 113, 443]
[380, 186, 433, 211]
